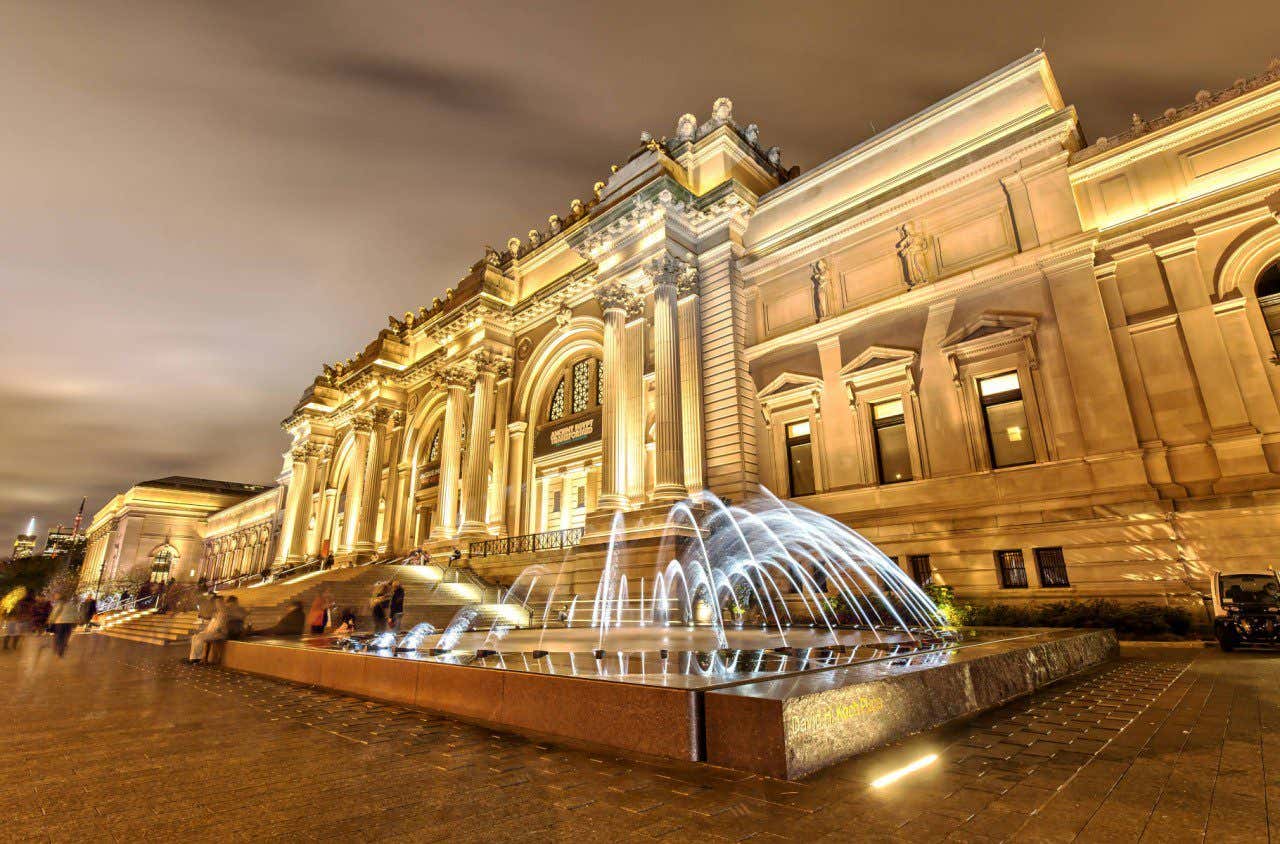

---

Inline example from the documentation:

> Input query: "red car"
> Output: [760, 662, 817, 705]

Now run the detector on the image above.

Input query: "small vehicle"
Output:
[1209, 570, 1280, 651]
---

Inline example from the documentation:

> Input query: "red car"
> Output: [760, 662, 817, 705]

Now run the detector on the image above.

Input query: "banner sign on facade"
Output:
[534, 409, 602, 456]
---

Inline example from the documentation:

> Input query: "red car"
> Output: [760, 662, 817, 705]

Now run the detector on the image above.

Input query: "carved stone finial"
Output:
[711, 97, 733, 122]
[1195, 89, 1212, 103]
[675, 113, 697, 141]
[527, 229, 541, 247]
[484, 245, 501, 266]
[1164, 108, 1177, 119]
[640, 130, 652, 143]
[570, 198, 584, 217]
[548, 214, 562, 234]
[744, 123, 760, 145]
[766, 146, 782, 166]
[1131, 113, 1145, 132]
[506, 236, 522, 257]
[593, 181, 605, 199]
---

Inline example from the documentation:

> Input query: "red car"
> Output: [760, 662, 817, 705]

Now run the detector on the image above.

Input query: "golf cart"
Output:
[1208, 569, 1280, 651]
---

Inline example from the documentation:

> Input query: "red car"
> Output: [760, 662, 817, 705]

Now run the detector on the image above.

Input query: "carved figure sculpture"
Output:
[810, 258, 832, 320]
[896, 223, 931, 289]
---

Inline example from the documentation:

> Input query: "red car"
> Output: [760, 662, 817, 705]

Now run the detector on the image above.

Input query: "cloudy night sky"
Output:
[2, 0, 1277, 540]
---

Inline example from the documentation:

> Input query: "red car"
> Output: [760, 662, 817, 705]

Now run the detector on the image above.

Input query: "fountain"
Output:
[225, 489, 1116, 778]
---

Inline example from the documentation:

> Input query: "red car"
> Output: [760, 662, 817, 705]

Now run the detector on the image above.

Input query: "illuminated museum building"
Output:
[80, 51, 1280, 605]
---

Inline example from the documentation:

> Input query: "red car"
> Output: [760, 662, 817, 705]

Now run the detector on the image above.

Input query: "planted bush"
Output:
[922, 587, 1200, 640]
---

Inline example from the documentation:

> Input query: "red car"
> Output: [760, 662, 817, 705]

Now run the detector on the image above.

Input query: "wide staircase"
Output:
[94, 562, 528, 645]
[97, 608, 203, 645]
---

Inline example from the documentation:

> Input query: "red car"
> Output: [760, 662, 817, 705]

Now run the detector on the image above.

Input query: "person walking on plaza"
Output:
[47, 592, 80, 658]
[307, 590, 332, 635]
[81, 593, 98, 630]
[186, 596, 227, 664]
[388, 579, 405, 633]
[2, 589, 32, 649]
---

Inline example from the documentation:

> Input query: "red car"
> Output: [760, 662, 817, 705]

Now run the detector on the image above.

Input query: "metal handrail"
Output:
[468, 527, 584, 558]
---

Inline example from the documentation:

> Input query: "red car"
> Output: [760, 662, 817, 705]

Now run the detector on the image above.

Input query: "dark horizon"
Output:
[3, 0, 1278, 539]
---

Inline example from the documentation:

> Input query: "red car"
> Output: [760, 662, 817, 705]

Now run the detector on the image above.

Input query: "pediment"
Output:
[941, 312, 1037, 349]
[839, 345, 918, 379]
[757, 371, 824, 402]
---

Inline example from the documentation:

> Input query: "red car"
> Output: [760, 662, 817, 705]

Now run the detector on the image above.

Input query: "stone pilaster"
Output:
[488, 373, 513, 532]
[355, 408, 389, 554]
[505, 421, 528, 534]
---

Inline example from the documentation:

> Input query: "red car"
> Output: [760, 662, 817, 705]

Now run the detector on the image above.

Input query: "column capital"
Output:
[370, 406, 393, 426]
[508, 420, 529, 435]
[644, 252, 697, 289]
[441, 363, 472, 389]
[472, 348, 511, 377]
[351, 414, 374, 434]
[594, 279, 640, 312]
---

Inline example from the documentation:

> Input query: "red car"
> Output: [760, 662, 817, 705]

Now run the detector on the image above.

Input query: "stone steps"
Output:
[98, 611, 202, 645]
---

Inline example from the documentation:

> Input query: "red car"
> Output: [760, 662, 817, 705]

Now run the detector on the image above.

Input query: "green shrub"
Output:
[944, 597, 1199, 640]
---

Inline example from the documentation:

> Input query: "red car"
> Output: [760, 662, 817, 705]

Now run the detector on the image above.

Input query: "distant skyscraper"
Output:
[12, 527, 36, 559]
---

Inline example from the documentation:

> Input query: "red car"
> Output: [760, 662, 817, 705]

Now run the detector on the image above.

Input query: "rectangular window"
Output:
[785, 420, 816, 497]
[872, 398, 913, 484]
[575, 485, 585, 509]
[995, 549, 1028, 589]
[1034, 547, 1070, 587]
[978, 371, 1035, 468]
[908, 554, 932, 587]
[552, 491, 562, 513]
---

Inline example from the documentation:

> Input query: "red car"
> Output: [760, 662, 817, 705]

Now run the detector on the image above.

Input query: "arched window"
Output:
[545, 355, 603, 422]
[1256, 262, 1280, 357]
[150, 546, 176, 583]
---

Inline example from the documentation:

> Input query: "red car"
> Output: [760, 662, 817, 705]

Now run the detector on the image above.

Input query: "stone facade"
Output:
[78, 477, 275, 590]
[126, 51, 1280, 607]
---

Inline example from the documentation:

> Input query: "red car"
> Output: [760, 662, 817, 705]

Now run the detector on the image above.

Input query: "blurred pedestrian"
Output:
[48, 592, 80, 658]
[370, 582, 391, 633]
[388, 579, 405, 633]
[224, 596, 247, 640]
[2, 588, 32, 649]
[186, 596, 227, 663]
[81, 593, 98, 630]
[307, 591, 332, 635]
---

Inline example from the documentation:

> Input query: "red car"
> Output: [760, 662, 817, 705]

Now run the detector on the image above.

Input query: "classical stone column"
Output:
[275, 444, 316, 567]
[306, 448, 333, 557]
[676, 270, 705, 493]
[649, 254, 691, 501]
[355, 409, 390, 554]
[624, 315, 647, 503]
[381, 411, 406, 552]
[595, 280, 635, 508]
[341, 415, 372, 552]
[434, 366, 470, 538]
[505, 421, 528, 535]
[459, 351, 505, 537]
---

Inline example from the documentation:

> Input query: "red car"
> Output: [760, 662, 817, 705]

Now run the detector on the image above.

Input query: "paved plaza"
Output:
[1, 636, 1277, 842]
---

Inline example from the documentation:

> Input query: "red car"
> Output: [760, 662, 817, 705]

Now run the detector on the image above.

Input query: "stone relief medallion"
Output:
[517, 337, 533, 360]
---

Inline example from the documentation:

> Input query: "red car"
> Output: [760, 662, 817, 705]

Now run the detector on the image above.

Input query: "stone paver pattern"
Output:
[1, 635, 1275, 842]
